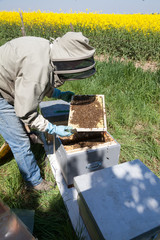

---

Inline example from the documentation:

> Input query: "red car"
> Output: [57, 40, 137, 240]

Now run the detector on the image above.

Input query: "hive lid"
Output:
[68, 95, 107, 132]
[74, 159, 160, 240]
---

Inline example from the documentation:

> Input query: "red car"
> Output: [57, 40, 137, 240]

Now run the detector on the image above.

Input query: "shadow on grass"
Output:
[0, 150, 13, 166]
[0, 143, 79, 240]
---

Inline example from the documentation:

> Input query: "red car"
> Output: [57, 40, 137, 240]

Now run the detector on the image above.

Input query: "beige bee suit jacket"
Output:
[0, 36, 53, 131]
[0, 32, 95, 132]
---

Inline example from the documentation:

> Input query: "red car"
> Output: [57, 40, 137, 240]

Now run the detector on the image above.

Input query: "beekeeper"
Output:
[0, 32, 95, 191]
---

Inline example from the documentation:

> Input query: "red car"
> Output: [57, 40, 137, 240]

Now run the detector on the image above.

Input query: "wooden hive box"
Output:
[55, 131, 120, 186]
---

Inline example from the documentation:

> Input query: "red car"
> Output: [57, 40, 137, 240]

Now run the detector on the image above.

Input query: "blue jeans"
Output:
[0, 96, 43, 186]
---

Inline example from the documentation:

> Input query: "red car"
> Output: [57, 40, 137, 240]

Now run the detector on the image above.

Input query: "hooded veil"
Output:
[50, 32, 96, 87]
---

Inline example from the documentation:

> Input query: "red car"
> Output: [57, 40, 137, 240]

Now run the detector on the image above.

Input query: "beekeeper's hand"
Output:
[60, 91, 75, 102]
[45, 122, 73, 137]
[52, 88, 75, 102]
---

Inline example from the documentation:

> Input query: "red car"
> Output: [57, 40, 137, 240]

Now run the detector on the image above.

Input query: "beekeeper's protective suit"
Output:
[0, 32, 95, 190]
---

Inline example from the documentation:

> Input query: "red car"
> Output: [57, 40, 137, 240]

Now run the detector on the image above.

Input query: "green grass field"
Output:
[0, 58, 160, 239]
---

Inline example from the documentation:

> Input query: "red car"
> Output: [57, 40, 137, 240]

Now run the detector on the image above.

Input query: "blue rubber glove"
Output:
[45, 122, 73, 137]
[52, 88, 61, 98]
[60, 91, 75, 102]
[52, 88, 75, 102]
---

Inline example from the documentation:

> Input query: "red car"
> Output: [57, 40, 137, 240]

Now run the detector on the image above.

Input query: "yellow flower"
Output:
[0, 11, 159, 33]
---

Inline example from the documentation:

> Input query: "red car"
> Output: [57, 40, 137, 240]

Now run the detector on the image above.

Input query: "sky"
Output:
[0, 0, 159, 14]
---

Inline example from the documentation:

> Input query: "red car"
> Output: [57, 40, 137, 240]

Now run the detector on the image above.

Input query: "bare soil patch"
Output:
[95, 54, 159, 72]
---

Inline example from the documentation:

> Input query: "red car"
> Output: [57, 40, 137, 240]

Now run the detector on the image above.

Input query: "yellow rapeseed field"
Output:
[0, 11, 159, 32]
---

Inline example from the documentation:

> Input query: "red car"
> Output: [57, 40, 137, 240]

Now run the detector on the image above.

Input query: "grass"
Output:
[0, 58, 160, 239]
[0, 143, 79, 240]
[0, 22, 160, 61]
